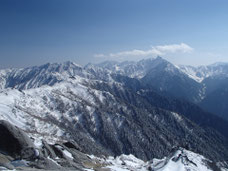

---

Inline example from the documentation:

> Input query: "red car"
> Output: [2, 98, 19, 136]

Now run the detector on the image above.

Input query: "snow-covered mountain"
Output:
[179, 62, 228, 82]
[0, 59, 228, 170]
[179, 62, 228, 120]
[89, 57, 203, 103]
[91, 57, 228, 120]
[0, 61, 93, 90]
[90, 56, 181, 79]
[1, 65, 227, 160]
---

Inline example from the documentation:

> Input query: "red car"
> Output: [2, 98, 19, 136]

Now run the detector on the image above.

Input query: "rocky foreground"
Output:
[0, 120, 100, 170]
[0, 120, 227, 171]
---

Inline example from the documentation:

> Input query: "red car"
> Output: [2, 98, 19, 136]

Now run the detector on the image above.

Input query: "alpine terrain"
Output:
[0, 57, 228, 170]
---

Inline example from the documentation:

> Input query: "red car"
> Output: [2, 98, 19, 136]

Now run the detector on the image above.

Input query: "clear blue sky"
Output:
[0, 0, 228, 68]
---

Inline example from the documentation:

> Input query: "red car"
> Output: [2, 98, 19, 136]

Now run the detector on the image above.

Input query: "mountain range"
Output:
[89, 57, 228, 120]
[0, 57, 228, 170]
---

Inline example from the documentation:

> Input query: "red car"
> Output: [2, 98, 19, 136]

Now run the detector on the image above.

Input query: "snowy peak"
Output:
[92, 56, 178, 79]
[179, 62, 228, 82]
[0, 61, 90, 90]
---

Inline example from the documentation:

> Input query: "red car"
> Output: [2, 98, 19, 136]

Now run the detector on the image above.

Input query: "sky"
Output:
[0, 0, 228, 69]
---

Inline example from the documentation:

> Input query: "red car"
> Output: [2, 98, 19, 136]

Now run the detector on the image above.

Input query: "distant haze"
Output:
[0, 0, 228, 69]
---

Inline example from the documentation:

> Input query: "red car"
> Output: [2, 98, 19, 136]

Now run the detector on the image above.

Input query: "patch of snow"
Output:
[55, 145, 74, 160]
[47, 156, 61, 167]
[171, 112, 183, 122]
[178, 65, 204, 82]
[152, 148, 213, 171]
[33, 137, 43, 148]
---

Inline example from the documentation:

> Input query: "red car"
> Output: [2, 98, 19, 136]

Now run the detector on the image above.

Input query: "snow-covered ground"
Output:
[0, 73, 109, 144]
[86, 148, 228, 171]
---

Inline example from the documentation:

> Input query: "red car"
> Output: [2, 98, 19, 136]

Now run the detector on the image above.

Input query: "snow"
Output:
[85, 148, 219, 171]
[55, 145, 74, 159]
[47, 156, 61, 167]
[178, 65, 204, 82]
[179, 63, 228, 82]
[0, 61, 227, 171]
[171, 112, 183, 122]
[63, 150, 74, 159]
[0, 73, 110, 144]
[152, 148, 213, 171]
[33, 137, 43, 148]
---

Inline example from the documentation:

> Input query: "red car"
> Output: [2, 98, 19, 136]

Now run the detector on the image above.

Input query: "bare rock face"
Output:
[0, 120, 35, 159]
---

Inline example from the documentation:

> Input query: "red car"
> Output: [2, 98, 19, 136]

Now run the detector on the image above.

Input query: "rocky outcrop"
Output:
[0, 120, 35, 158]
[0, 120, 99, 170]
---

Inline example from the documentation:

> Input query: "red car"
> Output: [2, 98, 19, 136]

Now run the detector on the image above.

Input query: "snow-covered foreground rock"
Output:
[87, 148, 228, 171]
[151, 148, 219, 171]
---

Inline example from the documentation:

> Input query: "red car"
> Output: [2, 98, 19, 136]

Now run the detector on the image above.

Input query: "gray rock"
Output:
[20, 147, 40, 160]
[28, 157, 62, 170]
[41, 140, 57, 159]
[0, 120, 34, 158]
[0, 153, 15, 170]
[63, 141, 82, 152]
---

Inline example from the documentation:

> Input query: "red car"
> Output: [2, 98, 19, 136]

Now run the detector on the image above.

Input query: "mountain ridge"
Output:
[88, 57, 228, 120]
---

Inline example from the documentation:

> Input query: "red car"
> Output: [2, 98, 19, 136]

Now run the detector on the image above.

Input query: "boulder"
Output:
[28, 156, 62, 170]
[0, 153, 15, 170]
[0, 120, 34, 158]
[63, 141, 82, 152]
[41, 140, 57, 159]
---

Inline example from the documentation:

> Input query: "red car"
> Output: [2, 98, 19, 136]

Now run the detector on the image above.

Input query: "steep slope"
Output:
[99, 58, 228, 121]
[180, 63, 228, 120]
[140, 57, 202, 103]
[200, 76, 228, 120]
[94, 58, 159, 79]
[92, 57, 203, 103]
[0, 61, 91, 90]
[111, 74, 228, 139]
[97, 58, 228, 121]
[179, 62, 228, 83]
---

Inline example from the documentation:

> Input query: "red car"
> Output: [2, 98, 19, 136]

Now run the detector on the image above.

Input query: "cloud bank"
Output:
[94, 43, 193, 59]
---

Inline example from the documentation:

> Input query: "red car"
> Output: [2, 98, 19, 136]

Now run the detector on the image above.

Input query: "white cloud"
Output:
[94, 43, 193, 59]
[154, 43, 193, 53]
